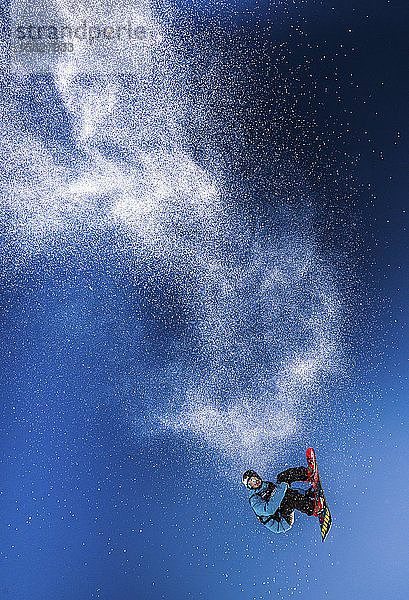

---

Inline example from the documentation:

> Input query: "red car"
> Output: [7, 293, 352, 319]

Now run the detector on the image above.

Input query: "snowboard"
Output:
[306, 447, 332, 542]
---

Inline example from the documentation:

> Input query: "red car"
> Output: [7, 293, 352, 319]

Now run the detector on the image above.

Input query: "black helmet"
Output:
[242, 469, 261, 488]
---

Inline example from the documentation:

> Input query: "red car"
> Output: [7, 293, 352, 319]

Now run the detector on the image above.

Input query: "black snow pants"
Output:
[275, 467, 315, 524]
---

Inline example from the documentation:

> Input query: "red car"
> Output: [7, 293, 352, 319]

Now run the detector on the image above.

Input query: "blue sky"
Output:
[1, 1, 409, 599]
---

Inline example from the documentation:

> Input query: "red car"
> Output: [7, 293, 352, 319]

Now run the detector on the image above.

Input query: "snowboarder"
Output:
[242, 466, 320, 533]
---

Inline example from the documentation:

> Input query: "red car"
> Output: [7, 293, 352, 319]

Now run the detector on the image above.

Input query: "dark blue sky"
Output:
[1, 1, 409, 599]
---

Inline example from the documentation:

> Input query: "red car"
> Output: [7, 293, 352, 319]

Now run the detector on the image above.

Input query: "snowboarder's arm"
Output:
[250, 482, 288, 516]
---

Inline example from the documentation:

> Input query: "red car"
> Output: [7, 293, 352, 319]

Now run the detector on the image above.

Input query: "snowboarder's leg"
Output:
[276, 466, 310, 485]
[280, 488, 315, 517]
